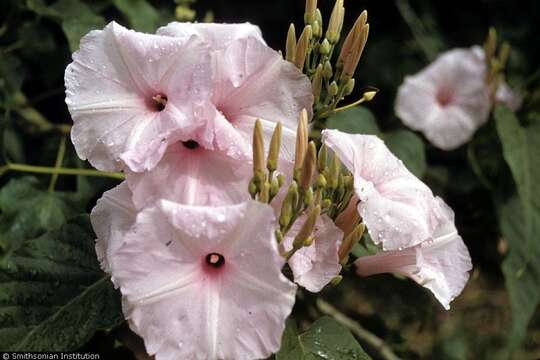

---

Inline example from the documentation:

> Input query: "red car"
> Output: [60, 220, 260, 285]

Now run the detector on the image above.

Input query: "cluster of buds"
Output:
[286, 0, 376, 121]
[484, 27, 511, 99]
[249, 109, 364, 267]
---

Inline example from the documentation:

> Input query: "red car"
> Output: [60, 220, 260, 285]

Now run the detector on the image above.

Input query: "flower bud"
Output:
[316, 173, 327, 189]
[303, 235, 315, 247]
[286, 24, 297, 63]
[319, 38, 331, 55]
[323, 61, 333, 79]
[343, 23, 369, 78]
[293, 205, 320, 250]
[312, 20, 321, 38]
[328, 81, 339, 97]
[270, 177, 281, 198]
[260, 181, 270, 203]
[267, 122, 282, 172]
[339, 223, 365, 264]
[326, 0, 344, 44]
[252, 119, 265, 181]
[295, 25, 313, 71]
[343, 78, 355, 96]
[305, 0, 317, 24]
[300, 141, 317, 191]
[322, 198, 332, 208]
[317, 144, 327, 172]
[304, 187, 314, 206]
[294, 109, 309, 180]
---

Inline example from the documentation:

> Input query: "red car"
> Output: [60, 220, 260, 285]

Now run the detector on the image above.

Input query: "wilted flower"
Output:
[110, 200, 296, 360]
[322, 129, 438, 250]
[281, 214, 343, 292]
[395, 46, 491, 150]
[355, 197, 472, 309]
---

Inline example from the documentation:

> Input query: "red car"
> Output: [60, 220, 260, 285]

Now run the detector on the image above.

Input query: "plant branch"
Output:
[0, 163, 124, 180]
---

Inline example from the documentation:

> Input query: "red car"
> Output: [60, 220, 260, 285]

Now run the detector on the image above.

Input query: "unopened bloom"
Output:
[322, 129, 438, 250]
[111, 200, 296, 359]
[395, 46, 491, 150]
[355, 197, 472, 309]
[281, 214, 343, 292]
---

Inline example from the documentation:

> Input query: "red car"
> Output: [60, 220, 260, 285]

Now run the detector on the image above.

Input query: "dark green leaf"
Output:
[276, 317, 371, 360]
[0, 216, 123, 351]
[326, 107, 380, 135]
[112, 0, 160, 33]
[383, 130, 427, 178]
[494, 105, 540, 348]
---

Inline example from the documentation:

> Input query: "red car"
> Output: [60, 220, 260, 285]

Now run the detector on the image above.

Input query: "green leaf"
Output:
[26, 0, 105, 52]
[276, 317, 372, 360]
[53, 0, 105, 51]
[494, 105, 540, 348]
[0, 216, 123, 351]
[112, 0, 160, 33]
[383, 130, 427, 178]
[326, 107, 380, 135]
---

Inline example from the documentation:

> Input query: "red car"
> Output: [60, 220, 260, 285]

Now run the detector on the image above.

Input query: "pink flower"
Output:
[322, 129, 438, 251]
[90, 181, 136, 282]
[66, 21, 212, 172]
[281, 215, 343, 292]
[111, 200, 297, 359]
[355, 197, 472, 309]
[395, 46, 491, 150]
[66, 22, 312, 189]
[126, 35, 312, 207]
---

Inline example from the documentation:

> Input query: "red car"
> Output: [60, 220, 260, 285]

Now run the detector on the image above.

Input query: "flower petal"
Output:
[282, 215, 343, 292]
[157, 22, 265, 49]
[126, 141, 252, 208]
[90, 181, 136, 282]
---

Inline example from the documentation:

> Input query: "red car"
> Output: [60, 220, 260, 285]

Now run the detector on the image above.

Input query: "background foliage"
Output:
[0, 0, 539, 358]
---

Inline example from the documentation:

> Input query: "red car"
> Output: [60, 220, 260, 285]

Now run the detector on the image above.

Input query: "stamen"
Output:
[182, 140, 199, 149]
[206, 253, 225, 268]
[152, 94, 168, 111]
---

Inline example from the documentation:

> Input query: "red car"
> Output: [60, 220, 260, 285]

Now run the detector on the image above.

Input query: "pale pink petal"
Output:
[90, 182, 136, 282]
[322, 129, 438, 250]
[496, 81, 523, 112]
[126, 141, 251, 208]
[112, 201, 296, 359]
[212, 37, 313, 162]
[282, 215, 343, 292]
[395, 46, 491, 150]
[66, 21, 212, 171]
[355, 197, 472, 309]
[157, 22, 265, 49]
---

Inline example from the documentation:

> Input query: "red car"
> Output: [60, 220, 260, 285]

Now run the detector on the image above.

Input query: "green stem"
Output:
[48, 136, 67, 192]
[0, 163, 124, 180]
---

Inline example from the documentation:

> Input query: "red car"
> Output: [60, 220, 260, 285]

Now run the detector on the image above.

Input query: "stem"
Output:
[316, 299, 402, 360]
[0, 163, 124, 180]
[48, 136, 67, 192]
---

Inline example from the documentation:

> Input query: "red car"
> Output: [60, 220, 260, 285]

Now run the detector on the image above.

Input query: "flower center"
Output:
[182, 140, 199, 149]
[205, 253, 225, 268]
[151, 94, 168, 111]
[436, 88, 453, 107]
